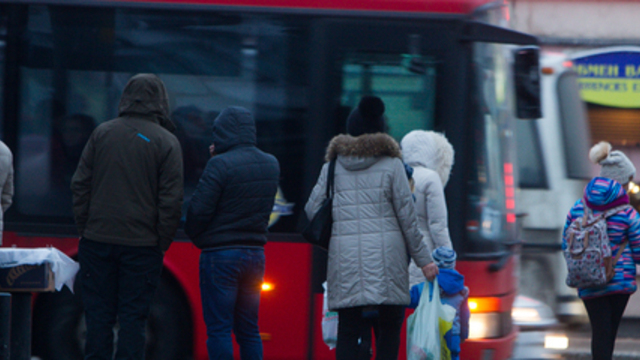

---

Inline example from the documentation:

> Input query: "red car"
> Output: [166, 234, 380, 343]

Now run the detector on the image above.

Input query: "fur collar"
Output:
[325, 133, 402, 161]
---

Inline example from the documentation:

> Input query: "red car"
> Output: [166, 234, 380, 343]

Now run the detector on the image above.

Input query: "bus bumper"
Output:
[460, 327, 518, 360]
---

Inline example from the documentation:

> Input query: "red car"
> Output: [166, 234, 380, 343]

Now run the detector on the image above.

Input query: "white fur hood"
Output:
[401, 130, 454, 186]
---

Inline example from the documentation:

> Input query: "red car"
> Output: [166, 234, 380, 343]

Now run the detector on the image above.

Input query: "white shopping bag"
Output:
[406, 278, 456, 360]
[321, 281, 338, 349]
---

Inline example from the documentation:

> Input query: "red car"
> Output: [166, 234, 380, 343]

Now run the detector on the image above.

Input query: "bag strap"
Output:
[612, 241, 628, 267]
[581, 199, 590, 227]
[603, 204, 633, 219]
[608, 205, 632, 267]
[325, 159, 337, 199]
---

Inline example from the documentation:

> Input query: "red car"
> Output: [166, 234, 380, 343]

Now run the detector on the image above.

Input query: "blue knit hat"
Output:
[432, 247, 456, 269]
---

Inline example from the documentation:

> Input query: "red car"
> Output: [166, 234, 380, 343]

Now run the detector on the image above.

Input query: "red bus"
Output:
[0, 0, 539, 359]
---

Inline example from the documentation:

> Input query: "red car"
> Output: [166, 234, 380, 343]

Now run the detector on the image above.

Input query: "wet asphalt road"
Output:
[513, 320, 640, 360]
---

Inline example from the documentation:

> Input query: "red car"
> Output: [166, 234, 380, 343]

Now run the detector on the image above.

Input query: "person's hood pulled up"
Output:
[211, 106, 257, 154]
[118, 73, 176, 132]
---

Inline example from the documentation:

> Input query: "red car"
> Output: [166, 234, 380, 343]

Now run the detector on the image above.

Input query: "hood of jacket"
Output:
[583, 176, 629, 211]
[437, 268, 465, 295]
[400, 130, 454, 186]
[118, 74, 176, 132]
[325, 133, 401, 171]
[211, 106, 257, 154]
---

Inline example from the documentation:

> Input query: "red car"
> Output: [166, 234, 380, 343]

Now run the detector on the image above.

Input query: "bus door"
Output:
[304, 18, 463, 359]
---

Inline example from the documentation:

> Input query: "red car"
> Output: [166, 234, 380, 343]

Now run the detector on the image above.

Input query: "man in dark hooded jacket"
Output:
[185, 106, 279, 360]
[71, 73, 183, 360]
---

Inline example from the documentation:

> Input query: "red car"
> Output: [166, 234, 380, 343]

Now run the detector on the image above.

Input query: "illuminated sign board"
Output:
[572, 49, 640, 108]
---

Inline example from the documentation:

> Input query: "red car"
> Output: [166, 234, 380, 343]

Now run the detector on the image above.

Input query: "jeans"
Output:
[200, 247, 265, 360]
[583, 294, 630, 360]
[78, 238, 163, 360]
[336, 305, 405, 360]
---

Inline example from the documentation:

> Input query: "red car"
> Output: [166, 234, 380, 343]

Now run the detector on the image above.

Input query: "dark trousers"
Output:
[78, 238, 163, 360]
[336, 305, 405, 360]
[200, 248, 265, 360]
[583, 293, 630, 360]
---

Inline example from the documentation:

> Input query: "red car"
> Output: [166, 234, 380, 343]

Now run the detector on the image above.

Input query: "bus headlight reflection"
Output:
[544, 334, 569, 350]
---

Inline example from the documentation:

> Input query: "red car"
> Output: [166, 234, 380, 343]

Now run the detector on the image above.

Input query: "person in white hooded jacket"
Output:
[401, 130, 455, 287]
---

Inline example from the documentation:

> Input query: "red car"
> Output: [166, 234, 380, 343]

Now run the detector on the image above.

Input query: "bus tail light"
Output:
[261, 282, 274, 291]
[467, 297, 512, 339]
[541, 67, 554, 75]
[504, 163, 516, 223]
[468, 297, 501, 313]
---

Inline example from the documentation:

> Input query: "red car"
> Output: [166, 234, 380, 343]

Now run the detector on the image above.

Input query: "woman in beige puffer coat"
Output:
[305, 96, 437, 360]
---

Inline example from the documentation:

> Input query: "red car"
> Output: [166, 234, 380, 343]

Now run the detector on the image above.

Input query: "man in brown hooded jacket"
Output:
[71, 74, 183, 360]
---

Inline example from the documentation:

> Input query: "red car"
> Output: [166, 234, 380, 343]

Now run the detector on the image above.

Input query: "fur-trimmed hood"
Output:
[325, 133, 401, 160]
[325, 133, 402, 171]
[401, 130, 454, 186]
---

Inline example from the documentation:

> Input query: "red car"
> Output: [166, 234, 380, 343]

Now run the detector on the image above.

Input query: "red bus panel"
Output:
[111, 0, 498, 14]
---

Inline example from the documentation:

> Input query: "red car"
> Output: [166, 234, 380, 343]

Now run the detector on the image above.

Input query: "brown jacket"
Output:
[71, 74, 183, 251]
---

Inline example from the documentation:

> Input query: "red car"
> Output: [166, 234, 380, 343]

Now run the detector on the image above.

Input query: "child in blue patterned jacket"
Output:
[409, 247, 470, 360]
[562, 141, 640, 360]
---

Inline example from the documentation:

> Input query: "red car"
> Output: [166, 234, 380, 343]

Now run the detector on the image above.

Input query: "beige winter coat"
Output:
[0, 141, 13, 244]
[305, 133, 431, 310]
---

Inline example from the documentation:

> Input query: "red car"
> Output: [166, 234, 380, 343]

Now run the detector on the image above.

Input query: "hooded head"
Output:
[346, 96, 386, 136]
[118, 74, 175, 132]
[211, 106, 257, 154]
[401, 130, 455, 186]
[583, 176, 629, 210]
[589, 141, 636, 186]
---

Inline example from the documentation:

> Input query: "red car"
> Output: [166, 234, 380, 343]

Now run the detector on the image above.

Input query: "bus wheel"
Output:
[146, 276, 193, 360]
[32, 276, 192, 360]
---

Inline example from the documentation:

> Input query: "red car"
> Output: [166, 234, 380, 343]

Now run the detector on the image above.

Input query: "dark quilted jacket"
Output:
[184, 106, 280, 249]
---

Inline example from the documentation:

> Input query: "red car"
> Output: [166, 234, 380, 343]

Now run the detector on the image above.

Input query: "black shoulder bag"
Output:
[302, 159, 336, 251]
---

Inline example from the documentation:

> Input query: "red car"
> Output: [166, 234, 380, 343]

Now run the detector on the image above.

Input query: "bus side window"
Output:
[558, 72, 593, 180]
[515, 120, 547, 189]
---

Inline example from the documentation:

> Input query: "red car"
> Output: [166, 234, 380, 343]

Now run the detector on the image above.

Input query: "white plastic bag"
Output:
[406, 278, 456, 360]
[321, 281, 338, 349]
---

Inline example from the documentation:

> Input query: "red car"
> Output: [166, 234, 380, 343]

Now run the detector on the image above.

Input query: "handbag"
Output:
[406, 278, 456, 360]
[302, 159, 336, 251]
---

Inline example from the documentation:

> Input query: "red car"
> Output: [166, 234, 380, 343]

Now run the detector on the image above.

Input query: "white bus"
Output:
[514, 52, 594, 325]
